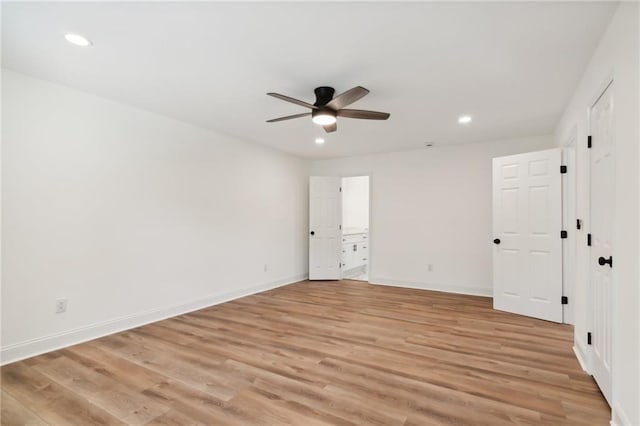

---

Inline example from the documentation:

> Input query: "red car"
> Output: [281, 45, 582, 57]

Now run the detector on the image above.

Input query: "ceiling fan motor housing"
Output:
[314, 87, 336, 107]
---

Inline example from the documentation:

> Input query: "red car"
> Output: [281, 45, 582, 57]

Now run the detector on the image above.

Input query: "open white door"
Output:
[589, 82, 614, 404]
[309, 177, 342, 280]
[493, 149, 562, 322]
[562, 140, 577, 325]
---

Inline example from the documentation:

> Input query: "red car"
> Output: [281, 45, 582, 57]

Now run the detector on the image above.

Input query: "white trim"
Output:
[573, 344, 589, 373]
[0, 274, 307, 366]
[611, 402, 633, 426]
[369, 277, 492, 297]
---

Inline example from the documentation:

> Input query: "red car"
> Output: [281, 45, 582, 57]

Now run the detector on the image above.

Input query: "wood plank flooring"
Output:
[2, 280, 610, 425]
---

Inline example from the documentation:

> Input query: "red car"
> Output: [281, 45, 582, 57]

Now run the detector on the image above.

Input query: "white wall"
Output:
[1, 70, 309, 364]
[554, 3, 639, 424]
[311, 135, 554, 296]
[342, 176, 369, 231]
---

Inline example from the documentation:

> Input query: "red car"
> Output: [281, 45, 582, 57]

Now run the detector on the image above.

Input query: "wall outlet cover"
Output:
[55, 298, 68, 314]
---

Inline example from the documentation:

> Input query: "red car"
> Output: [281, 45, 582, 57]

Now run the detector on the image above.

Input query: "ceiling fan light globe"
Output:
[312, 113, 337, 126]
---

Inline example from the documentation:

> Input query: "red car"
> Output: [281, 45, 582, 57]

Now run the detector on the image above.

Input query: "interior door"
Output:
[562, 142, 577, 325]
[493, 149, 562, 322]
[589, 82, 614, 404]
[309, 177, 342, 280]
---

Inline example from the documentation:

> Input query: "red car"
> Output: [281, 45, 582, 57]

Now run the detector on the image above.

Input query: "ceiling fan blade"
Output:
[266, 112, 311, 123]
[337, 109, 390, 120]
[326, 86, 370, 110]
[267, 93, 318, 109]
[323, 122, 337, 133]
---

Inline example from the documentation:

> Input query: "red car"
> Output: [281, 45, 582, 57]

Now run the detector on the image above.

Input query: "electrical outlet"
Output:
[427, 264, 434, 272]
[55, 298, 68, 314]
[264, 264, 268, 272]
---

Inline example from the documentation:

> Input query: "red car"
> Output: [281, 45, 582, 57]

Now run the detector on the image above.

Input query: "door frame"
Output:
[585, 77, 615, 403]
[562, 129, 577, 325]
[340, 173, 373, 282]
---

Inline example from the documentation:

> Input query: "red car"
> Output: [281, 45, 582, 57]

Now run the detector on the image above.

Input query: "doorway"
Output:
[341, 176, 370, 281]
[308, 175, 370, 282]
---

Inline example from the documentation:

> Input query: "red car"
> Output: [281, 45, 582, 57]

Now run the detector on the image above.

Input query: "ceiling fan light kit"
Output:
[267, 86, 390, 133]
[311, 109, 337, 125]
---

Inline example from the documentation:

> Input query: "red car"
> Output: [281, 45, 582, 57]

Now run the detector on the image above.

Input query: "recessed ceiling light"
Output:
[64, 33, 92, 47]
[315, 138, 325, 145]
[458, 115, 472, 124]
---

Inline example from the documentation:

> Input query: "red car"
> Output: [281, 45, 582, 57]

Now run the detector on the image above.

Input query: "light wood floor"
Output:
[2, 280, 609, 425]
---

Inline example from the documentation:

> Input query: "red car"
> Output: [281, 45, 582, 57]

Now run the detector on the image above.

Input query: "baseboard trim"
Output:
[369, 277, 492, 298]
[573, 344, 589, 373]
[1, 274, 307, 366]
[611, 402, 633, 426]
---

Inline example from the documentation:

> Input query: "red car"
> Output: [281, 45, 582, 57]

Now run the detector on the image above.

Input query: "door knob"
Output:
[493, 238, 501, 245]
[310, 231, 315, 236]
[598, 256, 613, 267]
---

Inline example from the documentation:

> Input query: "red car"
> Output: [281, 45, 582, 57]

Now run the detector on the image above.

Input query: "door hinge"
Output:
[561, 230, 568, 239]
[560, 165, 567, 174]
[339, 262, 342, 268]
[339, 187, 342, 192]
[561, 296, 568, 305]
[587, 332, 592, 345]
[587, 135, 592, 149]
[339, 225, 342, 230]
[587, 233, 592, 246]
[576, 219, 582, 230]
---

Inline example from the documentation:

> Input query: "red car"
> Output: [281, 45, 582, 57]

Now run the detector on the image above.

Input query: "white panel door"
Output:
[561, 143, 577, 325]
[493, 149, 562, 322]
[589, 83, 614, 404]
[309, 177, 342, 280]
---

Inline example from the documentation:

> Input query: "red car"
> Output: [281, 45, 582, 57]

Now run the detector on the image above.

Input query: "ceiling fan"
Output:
[266, 86, 390, 133]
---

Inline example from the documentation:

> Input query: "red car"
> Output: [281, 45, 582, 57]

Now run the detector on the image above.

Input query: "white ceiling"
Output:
[2, 2, 616, 159]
